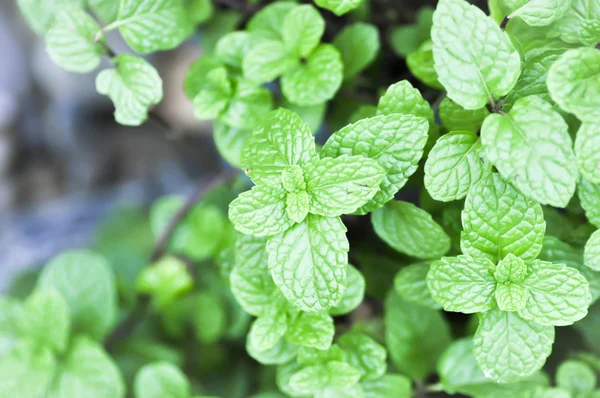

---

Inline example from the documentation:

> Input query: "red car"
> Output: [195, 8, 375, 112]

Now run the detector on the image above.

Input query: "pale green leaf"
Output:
[304, 155, 385, 217]
[136, 256, 193, 308]
[213, 122, 252, 168]
[282, 5, 324, 58]
[495, 283, 528, 312]
[518, 259, 591, 326]
[509, 0, 574, 26]
[461, 173, 546, 263]
[192, 291, 226, 344]
[372, 200, 450, 259]
[286, 191, 310, 224]
[192, 67, 231, 120]
[281, 100, 326, 133]
[249, 308, 288, 352]
[187, 0, 213, 24]
[585, 230, 600, 271]
[576, 123, 600, 184]
[360, 374, 412, 398]
[247, 336, 299, 365]
[37, 250, 117, 340]
[96, 54, 163, 126]
[384, 292, 451, 380]
[473, 307, 554, 383]
[289, 361, 361, 394]
[406, 41, 444, 89]
[183, 55, 223, 99]
[579, 178, 600, 228]
[321, 114, 428, 214]
[219, 80, 273, 129]
[89, 0, 119, 22]
[45, 5, 104, 74]
[437, 338, 490, 394]
[556, 360, 596, 394]
[313, 0, 362, 16]
[377, 80, 435, 134]
[281, 44, 343, 106]
[285, 312, 334, 350]
[427, 255, 496, 313]
[276, 361, 308, 398]
[494, 253, 528, 283]
[394, 263, 440, 309]
[333, 23, 380, 79]
[18, 290, 70, 353]
[134, 361, 189, 398]
[215, 31, 252, 69]
[0, 341, 56, 397]
[547, 0, 600, 46]
[439, 97, 489, 132]
[281, 165, 307, 192]
[266, 214, 348, 312]
[330, 264, 365, 316]
[424, 131, 490, 202]
[114, 0, 191, 54]
[338, 332, 387, 380]
[243, 40, 297, 84]
[431, 0, 521, 109]
[548, 47, 600, 124]
[247, 1, 296, 40]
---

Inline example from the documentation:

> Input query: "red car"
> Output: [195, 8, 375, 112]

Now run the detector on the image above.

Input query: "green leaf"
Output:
[576, 123, 600, 184]
[17, 0, 83, 35]
[215, 31, 251, 69]
[556, 360, 596, 394]
[134, 361, 189, 398]
[187, 0, 213, 24]
[249, 307, 288, 352]
[281, 100, 326, 133]
[406, 41, 444, 89]
[304, 155, 385, 217]
[289, 361, 361, 395]
[267, 214, 348, 312]
[136, 256, 193, 308]
[473, 307, 554, 383]
[389, 25, 421, 58]
[321, 114, 428, 214]
[548, 47, 600, 124]
[218, 80, 273, 129]
[547, 0, 600, 46]
[509, 0, 573, 26]
[192, 291, 226, 344]
[360, 374, 412, 398]
[229, 185, 293, 237]
[282, 5, 325, 58]
[242, 108, 317, 187]
[45, 5, 104, 74]
[585, 230, 600, 271]
[183, 56, 223, 99]
[243, 40, 297, 84]
[50, 336, 125, 398]
[394, 263, 441, 309]
[333, 22, 380, 79]
[518, 259, 591, 326]
[494, 253, 528, 283]
[424, 130, 490, 202]
[192, 67, 231, 120]
[89, 0, 119, 22]
[281, 44, 343, 106]
[439, 97, 489, 132]
[437, 338, 490, 394]
[372, 200, 450, 259]
[579, 178, 600, 229]
[461, 173, 546, 263]
[247, 336, 299, 365]
[285, 312, 334, 350]
[0, 341, 56, 397]
[377, 80, 435, 135]
[286, 191, 310, 224]
[481, 96, 577, 207]
[431, 0, 521, 109]
[495, 283, 528, 312]
[96, 54, 163, 126]
[313, 0, 362, 16]
[37, 250, 117, 340]
[114, 0, 190, 54]
[213, 122, 252, 168]
[281, 165, 307, 193]
[247, 1, 296, 40]
[427, 255, 496, 313]
[18, 290, 70, 353]
[338, 332, 387, 380]
[384, 292, 451, 380]
[330, 264, 365, 316]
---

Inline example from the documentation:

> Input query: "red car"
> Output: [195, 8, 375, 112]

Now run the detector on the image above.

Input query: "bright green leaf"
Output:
[187, 0, 213, 24]
[282, 5, 325, 58]
[134, 361, 189, 398]
[547, 0, 600, 46]
[213, 122, 252, 168]
[136, 256, 193, 308]
[183, 56, 223, 99]
[247, 336, 299, 366]
[406, 41, 444, 89]
[338, 332, 387, 380]
[394, 263, 440, 309]
[579, 178, 600, 229]
[330, 264, 365, 316]
[289, 361, 361, 395]
[247, 1, 296, 40]
[89, 0, 119, 22]
[219, 80, 273, 129]
[495, 283, 528, 312]
[494, 253, 528, 283]
[192, 291, 226, 344]
[243, 40, 297, 84]
[215, 31, 252, 69]
[248, 307, 288, 352]
[509, 0, 574, 26]
[377, 80, 435, 134]
[313, 0, 362, 16]
[576, 123, 600, 184]
[17, 0, 83, 35]
[333, 23, 380, 79]
[285, 312, 334, 350]
[360, 374, 412, 398]
[18, 290, 70, 353]
[0, 341, 56, 397]
[192, 67, 231, 120]
[439, 97, 489, 132]
[585, 230, 600, 271]
[286, 191, 310, 224]
[556, 360, 596, 394]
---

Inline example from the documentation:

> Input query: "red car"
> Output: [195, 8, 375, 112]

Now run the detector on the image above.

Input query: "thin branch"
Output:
[104, 168, 239, 351]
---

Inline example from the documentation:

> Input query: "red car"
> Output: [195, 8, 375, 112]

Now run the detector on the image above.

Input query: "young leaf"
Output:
[438, 98, 489, 133]
[585, 230, 600, 271]
[548, 47, 600, 124]
[509, 0, 574, 26]
[473, 307, 554, 383]
[481, 96, 577, 207]
[556, 360, 596, 394]
[394, 263, 441, 309]
[333, 23, 380, 79]
[494, 253, 528, 283]
[96, 54, 163, 126]
[407, 41, 444, 90]
[547, 0, 600, 46]
[247, 1, 297, 40]
[372, 200, 450, 259]
[338, 332, 387, 380]
[330, 264, 365, 316]
[377, 80, 436, 136]
[289, 361, 361, 395]
[249, 308, 288, 352]
[360, 374, 412, 398]
[213, 122, 252, 168]
[0, 341, 56, 397]
[266, 215, 348, 312]
[282, 5, 325, 58]
[495, 283, 528, 312]
[575, 124, 600, 184]
[431, 0, 521, 109]
[114, 0, 190, 54]
[313, 0, 362, 16]
[37, 250, 117, 340]
[247, 337, 299, 366]
[427, 255, 496, 313]
[243, 40, 297, 84]
[281, 44, 343, 106]
[304, 155, 385, 217]
[424, 131, 490, 202]
[218, 80, 273, 129]
[437, 338, 490, 394]
[45, 5, 105, 74]
[321, 114, 428, 214]
[285, 191, 310, 224]
[385, 293, 451, 380]
[579, 178, 600, 229]
[134, 361, 189, 398]
[518, 259, 591, 326]
[228, 185, 293, 237]
[18, 290, 70, 353]
[215, 31, 252, 69]
[285, 312, 334, 350]
[461, 173, 546, 263]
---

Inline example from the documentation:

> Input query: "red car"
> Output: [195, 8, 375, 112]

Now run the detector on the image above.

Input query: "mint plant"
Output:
[8, 0, 600, 396]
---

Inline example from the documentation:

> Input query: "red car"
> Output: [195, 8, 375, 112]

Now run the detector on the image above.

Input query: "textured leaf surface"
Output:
[556, 360, 596, 394]
[183, 55, 223, 99]
[213, 122, 252, 168]
[576, 123, 600, 184]
[285, 312, 334, 350]
[439, 98, 489, 132]
[394, 263, 440, 309]
[431, 0, 521, 109]
[427, 255, 496, 313]
[289, 361, 361, 395]
[407, 41, 444, 89]
[249, 310, 288, 352]
[37, 250, 117, 340]
[313, 0, 362, 16]
[579, 179, 600, 228]
[494, 253, 527, 283]
[384, 292, 451, 380]
[372, 200, 450, 259]
[247, 1, 296, 40]
[18, 290, 70, 353]
[333, 23, 380, 79]
[425, 131, 490, 202]
[134, 361, 189, 398]
[321, 114, 428, 214]
[243, 40, 297, 84]
[473, 307, 554, 383]
[329, 264, 365, 316]
[377, 80, 436, 135]
[548, 48, 600, 123]
[437, 338, 489, 393]
[45, 5, 104, 74]
[215, 31, 252, 69]
[304, 155, 385, 217]
[495, 283, 527, 312]
[338, 333, 387, 381]
[89, 0, 119, 22]
[461, 173, 546, 263]
[219, 80, 273, 130]
[281, 44, 343, 106]
[518, 259, 591, 326]
[510, 0, 573, 26]
[192, 67, 231, 120]
[267, 215, 348, 312]
[547, 0, 600, 46]
[247, 337, 298, 365]
[282, 5, 324, 58]
[585, 230, 600, 271]
[96, 54, 163, 126]
[116, 0, 190, 54]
